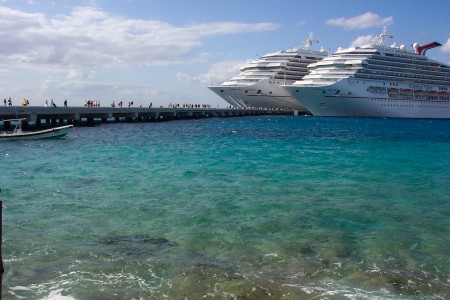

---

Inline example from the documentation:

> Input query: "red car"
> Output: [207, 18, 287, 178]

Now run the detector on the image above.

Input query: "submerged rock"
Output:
[101, 234, 177, 247]
[99, 234, 178, 258]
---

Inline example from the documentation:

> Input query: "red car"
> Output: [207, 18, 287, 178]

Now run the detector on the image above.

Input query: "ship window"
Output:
[269, 92, 272, 94]
[245, 91, 248, 93]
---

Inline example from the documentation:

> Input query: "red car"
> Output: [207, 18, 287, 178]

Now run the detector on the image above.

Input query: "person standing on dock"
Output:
[64, 99, 67, 107]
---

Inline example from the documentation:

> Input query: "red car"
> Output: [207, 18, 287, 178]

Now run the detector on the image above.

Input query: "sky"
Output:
[0, 0, 449, 108]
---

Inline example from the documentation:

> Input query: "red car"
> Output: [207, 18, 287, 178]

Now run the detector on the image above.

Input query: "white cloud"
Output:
[66, 68, 96, 80]
[177, 60, 246, 85]
[0, 5, 279, 71]
[326, 12, 393, 30]
[0, 5, 277, 107]
[350, 35, 375, 47]
[441, 38, 450, 54]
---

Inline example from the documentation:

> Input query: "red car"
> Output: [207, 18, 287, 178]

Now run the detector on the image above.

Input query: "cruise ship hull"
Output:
[284, 80, 450, 118]
[208, 80, 308, 111]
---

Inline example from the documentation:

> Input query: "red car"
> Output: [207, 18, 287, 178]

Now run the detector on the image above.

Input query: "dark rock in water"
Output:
[335, 245, 353, 258]
[299, 245, 316, 256]
[101, 234, 177, 247]
[99, 234, 178, 259]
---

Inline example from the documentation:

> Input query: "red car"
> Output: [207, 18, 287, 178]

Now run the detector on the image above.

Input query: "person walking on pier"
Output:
[3, 98, 6, 107]
[64, 99, 67, 107]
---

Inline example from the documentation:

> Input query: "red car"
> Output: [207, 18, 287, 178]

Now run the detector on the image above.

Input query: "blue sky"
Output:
[1, 0, 449, 107]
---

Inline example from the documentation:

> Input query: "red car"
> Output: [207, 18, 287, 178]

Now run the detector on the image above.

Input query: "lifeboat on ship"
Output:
[438, 91, 449, 100]
[388, 88, 399, 98]
[427, 91, 439, 100]
[400, 89, 413, 98]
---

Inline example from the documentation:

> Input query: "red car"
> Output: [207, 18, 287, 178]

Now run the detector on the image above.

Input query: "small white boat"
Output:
[0, 118, 73, 141]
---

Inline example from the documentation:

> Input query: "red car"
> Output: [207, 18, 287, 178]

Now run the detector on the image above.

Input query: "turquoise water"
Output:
[1, 116, 449, 299]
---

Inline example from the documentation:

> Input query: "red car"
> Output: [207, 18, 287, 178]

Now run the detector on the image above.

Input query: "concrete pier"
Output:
[0, 106, 305, 128]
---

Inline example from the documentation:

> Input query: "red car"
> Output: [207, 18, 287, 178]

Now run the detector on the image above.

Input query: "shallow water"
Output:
[1, 116, 449, 299]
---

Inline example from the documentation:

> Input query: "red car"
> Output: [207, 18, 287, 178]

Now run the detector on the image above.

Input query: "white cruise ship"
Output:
[208, 33, 328, 110]
[282, 28, 450, 118]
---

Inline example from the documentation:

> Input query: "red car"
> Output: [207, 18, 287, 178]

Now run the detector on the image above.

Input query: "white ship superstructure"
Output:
[282, 28, 450, 118]
[208, 33, 328, 110]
